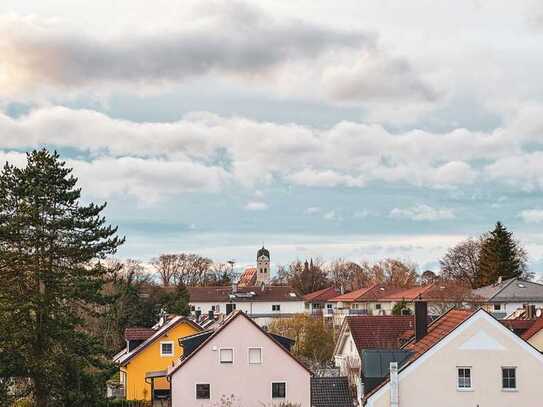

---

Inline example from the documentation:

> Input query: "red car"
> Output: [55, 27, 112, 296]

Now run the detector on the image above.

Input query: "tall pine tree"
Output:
[0, 150, 124, 406]
[477, 222, 529, 287]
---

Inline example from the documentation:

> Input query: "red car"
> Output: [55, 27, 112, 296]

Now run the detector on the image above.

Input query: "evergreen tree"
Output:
[158, 284, 191, 316]
[0, 150, 124, 406]
[477, 222, 529, 287]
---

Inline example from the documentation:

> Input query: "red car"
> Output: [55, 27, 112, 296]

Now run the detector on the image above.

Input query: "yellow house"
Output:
[114, 316, 201, 400]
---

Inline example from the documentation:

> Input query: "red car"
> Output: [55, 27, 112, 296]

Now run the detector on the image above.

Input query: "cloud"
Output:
[244, 201, 269, 211]
[520, 209, 543, 223]
[3, 102, 543, 202]
[323, 210, 339, 221]
[305, 207, 321, 215]
[353, 210, 370, 219]
[0, 7, 369, 97]
[0, 5, 438, 110]
[389, 204, 455, 221]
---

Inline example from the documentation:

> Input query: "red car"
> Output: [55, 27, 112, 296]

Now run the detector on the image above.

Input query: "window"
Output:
[502, 367, 516, 390]
[219, 348, 234, 364]
[160, 341, 174, 357]
[375, 304, 382, 310]
[249, 348, 262, 364]
[494, 304, 502, 311]
[272, 304, 281, 311]
[457, 367, 472, 390]
[327, 303, 333, 309]
[196, 384, 210, 399]
[272, 382, 286, 398]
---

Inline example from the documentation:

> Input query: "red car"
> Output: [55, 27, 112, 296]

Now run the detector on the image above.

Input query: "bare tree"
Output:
[440, 239, 481, 288]
[275, 258, 329, 294]
[327, 259, 371, 291]
[366, 259, 418, 288]
[152, 254, 180, 286]
[420, 270, 438, 285]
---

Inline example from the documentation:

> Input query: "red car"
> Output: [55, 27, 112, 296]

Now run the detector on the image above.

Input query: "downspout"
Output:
[390, 362, 399, 407]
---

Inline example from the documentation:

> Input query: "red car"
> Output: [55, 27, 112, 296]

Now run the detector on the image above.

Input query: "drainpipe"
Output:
[390, 362, 399, 407]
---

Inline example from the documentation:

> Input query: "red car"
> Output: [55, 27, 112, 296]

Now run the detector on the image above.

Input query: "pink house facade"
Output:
[168, 311, 312, 407]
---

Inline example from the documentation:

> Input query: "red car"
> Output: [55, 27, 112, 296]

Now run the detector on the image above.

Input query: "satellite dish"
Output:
[537, 309, 542, 318]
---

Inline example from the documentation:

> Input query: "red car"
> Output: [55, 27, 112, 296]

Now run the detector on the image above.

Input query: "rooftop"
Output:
[304, 286, 340, 302]
[345, 315, 417, 352]
[472, 277, 543, 302]
[311, 376, 354, 407]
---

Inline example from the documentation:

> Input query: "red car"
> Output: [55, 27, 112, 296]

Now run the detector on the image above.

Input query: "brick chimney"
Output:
[415, 301, 428, 342]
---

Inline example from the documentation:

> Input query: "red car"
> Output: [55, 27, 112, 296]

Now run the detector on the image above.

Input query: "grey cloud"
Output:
[0, 8, 370, 91]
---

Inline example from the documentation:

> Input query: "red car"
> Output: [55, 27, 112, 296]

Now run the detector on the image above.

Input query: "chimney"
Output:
[195, 309, 201, 321]
[390, 362, 399, 407]
[415, 301, 428, 342]
[232, 282, 238, 293]
[340, 285, 345, 295]
[208, 310, 214, 320]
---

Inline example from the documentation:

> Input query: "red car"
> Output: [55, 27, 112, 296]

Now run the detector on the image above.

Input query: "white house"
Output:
[364, 307, 543, 407]
[472, 277, 543, 319]
[168, 310, 312, 407]
[188, 285, 304, 327]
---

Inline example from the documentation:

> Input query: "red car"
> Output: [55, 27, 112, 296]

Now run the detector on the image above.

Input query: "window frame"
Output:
[195, 383, 210, 399]
[248, 347, 263, 365]
[457, 366, 472, 391]
[160, 341, 174, 357]
[494, 304, 502, 311]
[272, 304, 281, 312]
[219, 347, 234, 364]
[271, 382, 287, 399]
[375, 303, 382, 310]
[502, 367, 517, 391]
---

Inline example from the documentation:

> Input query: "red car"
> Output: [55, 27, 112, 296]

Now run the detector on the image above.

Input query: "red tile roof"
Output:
[329, 284, 379, 302]
[381, 285, 433, 301]
[346, 315, 417, 350]
[501, 319, 537, 336]
[124, 327, 155, 341]
[404, 309, 474, 359]
[304, 287, 340, 302]
[238, 267, 257, 287]
[521, 317, 543, 340]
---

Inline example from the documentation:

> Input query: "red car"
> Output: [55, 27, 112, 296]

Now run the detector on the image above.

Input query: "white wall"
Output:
[192, 300, 305, 316]
[367, 311, 543, 407]
[170, 314, 311, 407]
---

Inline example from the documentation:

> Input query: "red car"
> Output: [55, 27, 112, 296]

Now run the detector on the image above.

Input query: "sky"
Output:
[2, 0, 543, 274]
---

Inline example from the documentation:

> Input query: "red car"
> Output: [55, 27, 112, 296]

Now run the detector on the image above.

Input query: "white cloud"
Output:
[305, 207, 321, 215]
[323, 210, 341, 221]
[244, 201, 269, 211]
[2, 101, 543, 202]
[353, 210, 369, 219]
[389, 204, 455, 221]
[520, 209, 543, 224]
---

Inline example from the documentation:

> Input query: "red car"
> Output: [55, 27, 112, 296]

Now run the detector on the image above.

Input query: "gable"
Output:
[367, 310, 543, 406]
[169, 312, 311, 377]
[123, 320, 200, 366]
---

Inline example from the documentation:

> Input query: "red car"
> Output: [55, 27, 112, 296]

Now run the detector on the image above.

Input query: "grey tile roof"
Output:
[311, 377, 354, 407]
[472, 278, 543, 302]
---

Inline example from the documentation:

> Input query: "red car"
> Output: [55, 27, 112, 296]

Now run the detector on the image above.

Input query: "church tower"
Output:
[256, 246, 270, 285]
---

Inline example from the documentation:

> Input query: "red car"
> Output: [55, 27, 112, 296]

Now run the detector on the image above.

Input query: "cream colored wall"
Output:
[367, 312, 543, 407]
[528, 329, 543, 352]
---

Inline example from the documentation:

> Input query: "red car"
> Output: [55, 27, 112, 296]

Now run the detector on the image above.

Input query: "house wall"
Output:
[335, 331, 361, 376]
[528, 330, 543, 352]
[191, 300, 305, 316]
[170, 314, 311, 407]
[123, 321, 200, 400]
[482, 302, 543, 318]
[367, 312, 543, 407]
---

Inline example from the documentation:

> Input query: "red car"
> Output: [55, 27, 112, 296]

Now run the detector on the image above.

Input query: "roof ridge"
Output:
[489, 277, 518, 300]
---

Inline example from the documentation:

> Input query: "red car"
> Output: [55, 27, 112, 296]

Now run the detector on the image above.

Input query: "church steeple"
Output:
[256, 246, 270, 285]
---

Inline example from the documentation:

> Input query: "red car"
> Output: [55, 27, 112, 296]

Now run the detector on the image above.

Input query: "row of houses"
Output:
[111, 302, 543, 406]
[110, 248, 543, 405]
